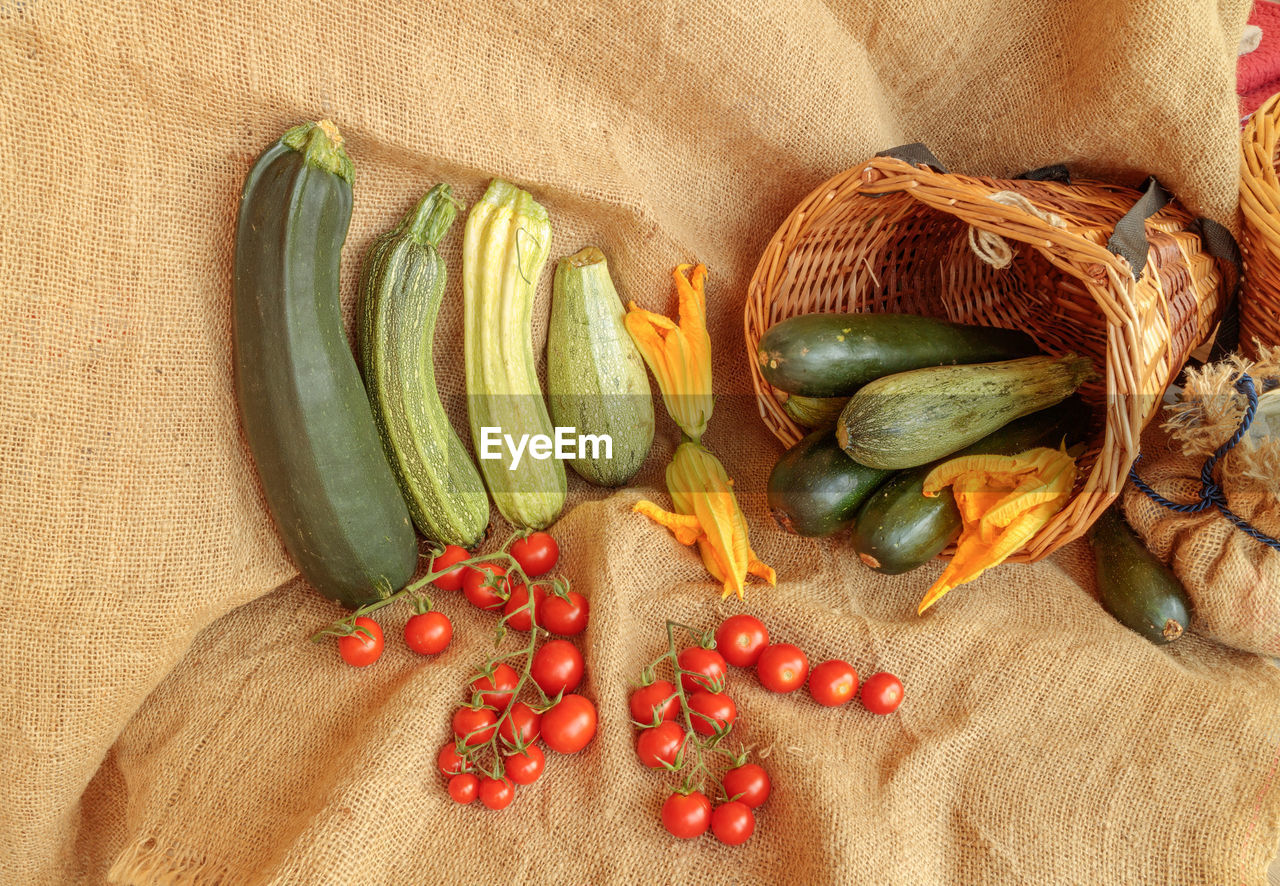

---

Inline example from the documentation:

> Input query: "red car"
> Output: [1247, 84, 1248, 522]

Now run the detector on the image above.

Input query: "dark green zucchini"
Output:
[233, 121, 418, 609]
[1086, 506, 1192, 644]
[767, 429, 893, 537]
[851, 399, 1089, 574]
[757, 313, 1037, 398]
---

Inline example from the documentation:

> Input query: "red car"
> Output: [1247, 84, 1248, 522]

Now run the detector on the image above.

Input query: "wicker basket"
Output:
[744, 152, 1231, 561]
[1240, 92, 1280, 359]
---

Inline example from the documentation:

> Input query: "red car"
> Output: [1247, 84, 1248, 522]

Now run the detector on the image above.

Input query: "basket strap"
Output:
[1195, 217, 1244, 361]
[1107, 176, 1171, 279]
[875, 143, 949, 173]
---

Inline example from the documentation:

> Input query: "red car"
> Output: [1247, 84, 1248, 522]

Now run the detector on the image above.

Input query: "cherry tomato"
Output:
[429, 545, 472, 591]
[497, 701, 542, 747]
[809, 659, 858, 707]
[756, 643, 809, 693]
[531, 639, 584, 695]
[404, 610, 452, 655]
[711, 801, 755, 845]
[504, 745, 546, 785]
[337, 617, 384, 668]
[541, 694, 597, 753]
[661, 791, 711, 839]
[452, 706, 497, 748]
[715, 614, 769, 668]
[463, 563, 509, 611]
[677, 646, 728, 693]
[502, 582, 545, 632]
[636, 720, 686, 769]
[470, 663, 519, 710]
[437, 741, 472, 778]
[479, 776, 515, 810]
[447, 772, 478, 804]
[510, 531, 559, 577]
[541, 591, 589, 636]
[861, 671, 904, 714]
[722, 763, 770, 808]
[687, 690, 737, 736]
[629, 680, 679, 726]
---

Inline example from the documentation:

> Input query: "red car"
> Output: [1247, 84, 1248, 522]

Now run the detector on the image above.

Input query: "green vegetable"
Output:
[547, 246, 654, 486]
[837, 354, 1093, 469]
[232, 121, 417, 609]
[851, 399, 1089, 574]
[766, 428, 892, 537]
[463, 180, 565, 529]
[757, 312, 1037, 398]
[780, 393, 847, 430]
[357, 184, 490, 548]
[1087, 506, 1192, 644]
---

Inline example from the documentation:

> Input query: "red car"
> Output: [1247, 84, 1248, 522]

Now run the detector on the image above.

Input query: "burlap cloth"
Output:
[3, 1, 1279, 883]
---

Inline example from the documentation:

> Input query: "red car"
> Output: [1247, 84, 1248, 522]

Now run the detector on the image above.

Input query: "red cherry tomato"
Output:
[337, 617, 384, 668]
[541, 694, 597, 753]
[677, 646, 727, 693]
[504, 744, 546, 785]
[861, 671, 904, 714]
[530, 639, 584, 696]
[756, 643, 809, 693]
[510, 531, 559, 577]
[715, 614, 769, 668]
[629, 680, 679, 726]
[721, 763, 770, 808]
[541, 591, 589, 636]
[636, 720, 686, 769]
[404, 610, 452, 655]
[479, 776, 515, 810]
[497, 701, 542, 747]
[447, 772, 478, 804]
[687, 690, 737, 736]
[437, 741, 472, 778]
[502, 582, 545, 632]
[470, 663, 519, 710]
[429, 545, 472, 591]
[711, 801, 755, 845]
[809, 659, 858, 707]
[452, 706, 497, 748]
[463, 563, 509, 611]
[661, 791, 711, 839]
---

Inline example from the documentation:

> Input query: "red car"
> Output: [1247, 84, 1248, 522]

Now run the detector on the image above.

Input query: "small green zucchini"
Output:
[780, 393, 848, 430]
[463, 180, 565, 529]
[851, 398, 1089, 574]
[767, 428, 892, 537]
[1087, 506, 1192, 644]
[837, 354, 1093, 470]
[358, 184, 490, 549]
[233, 121, 417, 609]
[547, 247, 654, 487]
[757, 312, 1037, 398]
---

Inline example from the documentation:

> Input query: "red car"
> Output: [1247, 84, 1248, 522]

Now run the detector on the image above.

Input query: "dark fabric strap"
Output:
[875, 143, 948, 173]
[1195, 217, 1243, 361]
[1107, 176, 1171, 279]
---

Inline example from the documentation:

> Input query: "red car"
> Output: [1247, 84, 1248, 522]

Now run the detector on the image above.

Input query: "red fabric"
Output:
[1239, 1, 1280, 119]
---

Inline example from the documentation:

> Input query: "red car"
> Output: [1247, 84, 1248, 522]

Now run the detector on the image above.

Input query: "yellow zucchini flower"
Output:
[635, 441, 776, 599]
[917, 446, 1077, 614]
[624, 263, 714, 441]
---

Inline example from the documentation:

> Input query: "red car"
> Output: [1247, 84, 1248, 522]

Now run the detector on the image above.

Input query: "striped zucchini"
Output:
[463, 180, 565, 529]
[547, 247, 654, 486]
[358, 184, 490, 548]
[232, 121, 417, 609]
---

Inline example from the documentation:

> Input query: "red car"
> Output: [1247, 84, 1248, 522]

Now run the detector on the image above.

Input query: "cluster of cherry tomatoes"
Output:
[427, 532, 598, 810]
[715, 614, 905, 714]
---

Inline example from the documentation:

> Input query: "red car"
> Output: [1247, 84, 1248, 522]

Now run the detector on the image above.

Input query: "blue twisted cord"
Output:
[1128, 372, 1280, 552]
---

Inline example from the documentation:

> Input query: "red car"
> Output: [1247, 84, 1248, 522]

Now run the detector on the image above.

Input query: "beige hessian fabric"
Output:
[2, 1, 1278, 883]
